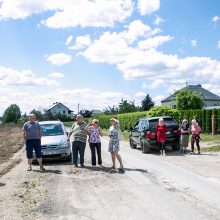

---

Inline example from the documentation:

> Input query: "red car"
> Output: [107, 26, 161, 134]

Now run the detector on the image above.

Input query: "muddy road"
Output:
[0, 137, 220, 220]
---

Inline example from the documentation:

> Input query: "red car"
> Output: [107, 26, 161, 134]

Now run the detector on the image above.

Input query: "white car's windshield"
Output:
[41, 124, 64, 136]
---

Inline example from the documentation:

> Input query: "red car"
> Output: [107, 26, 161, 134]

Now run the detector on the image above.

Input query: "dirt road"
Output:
[0, 137, 220, 220]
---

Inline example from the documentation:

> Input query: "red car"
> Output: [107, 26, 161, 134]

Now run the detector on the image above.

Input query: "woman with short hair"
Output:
[87, 119, 103, 166]
[108, 118, 124, 172]
[156, 118, 167, 156]
[180, 119, 190, 154]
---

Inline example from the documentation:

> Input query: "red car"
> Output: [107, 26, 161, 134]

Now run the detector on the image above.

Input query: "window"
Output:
[63, 110, 66, 114]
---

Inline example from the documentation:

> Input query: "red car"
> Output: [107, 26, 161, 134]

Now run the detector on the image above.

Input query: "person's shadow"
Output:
[84, 165, 148, 174]
[0, 182, 6, 187]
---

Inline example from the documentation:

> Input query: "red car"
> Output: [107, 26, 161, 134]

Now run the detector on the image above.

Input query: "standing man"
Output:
[23, 114, 45, 171]
[68, 115, 87, 167]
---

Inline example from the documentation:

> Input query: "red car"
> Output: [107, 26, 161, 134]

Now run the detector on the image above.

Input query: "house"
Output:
[91, 110, 103, 116]
[46, 102, 74, 119]
[161, 84, 220, 108]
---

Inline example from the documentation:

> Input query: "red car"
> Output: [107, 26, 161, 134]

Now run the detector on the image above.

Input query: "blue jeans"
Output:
[72, 141, 86, 165]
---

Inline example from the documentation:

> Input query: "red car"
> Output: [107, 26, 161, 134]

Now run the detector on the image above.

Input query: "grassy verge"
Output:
[201, 145, 220, 152]
[200, 133, 220, 142]
[101, 129, 129, 141]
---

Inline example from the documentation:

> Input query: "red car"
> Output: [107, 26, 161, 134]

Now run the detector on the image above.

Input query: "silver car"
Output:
[39, 121, 71, 161]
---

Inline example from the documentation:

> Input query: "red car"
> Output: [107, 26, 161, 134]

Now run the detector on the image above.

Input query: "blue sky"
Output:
[0, 0, 220, 115]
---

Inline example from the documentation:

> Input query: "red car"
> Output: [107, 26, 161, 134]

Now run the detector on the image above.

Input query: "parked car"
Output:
[35, 121, 71, 161]
[129, 116, 181, 153]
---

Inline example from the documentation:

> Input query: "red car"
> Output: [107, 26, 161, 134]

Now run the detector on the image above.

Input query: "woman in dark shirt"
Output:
[180, 119, 190, 154]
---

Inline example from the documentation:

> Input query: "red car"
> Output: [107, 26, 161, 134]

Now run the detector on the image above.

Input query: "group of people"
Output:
[23, 114, 124, 172]
[23, 113, 201, 172]
[156, 118, 201, 156]
[67, 115, 124, 172]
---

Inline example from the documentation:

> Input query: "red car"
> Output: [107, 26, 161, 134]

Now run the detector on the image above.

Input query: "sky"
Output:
[0, 0, 220, 115]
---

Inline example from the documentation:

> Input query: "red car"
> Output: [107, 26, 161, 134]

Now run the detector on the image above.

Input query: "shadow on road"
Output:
[32, 169, 63, 175]
[0, 182, 6, 187]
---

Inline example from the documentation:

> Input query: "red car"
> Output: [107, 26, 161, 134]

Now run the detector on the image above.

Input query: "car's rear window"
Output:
[149, 118, 178, 130]
[41, 124, 64, 136]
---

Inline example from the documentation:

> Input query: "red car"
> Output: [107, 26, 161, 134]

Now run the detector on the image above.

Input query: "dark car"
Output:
[129, 116, 181, 153]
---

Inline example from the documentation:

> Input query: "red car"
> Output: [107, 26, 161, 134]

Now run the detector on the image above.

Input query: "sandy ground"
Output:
[0, 136, 220, 220]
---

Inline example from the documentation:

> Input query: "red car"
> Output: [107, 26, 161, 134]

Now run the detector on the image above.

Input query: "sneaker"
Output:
[118, 167, 125, 173]
[80, 164, 85, 168]
[163, 152, 166, 156]
[74, 164, 78, 167]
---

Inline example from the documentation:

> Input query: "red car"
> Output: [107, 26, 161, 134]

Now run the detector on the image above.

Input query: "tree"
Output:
[30, 109, 44, 121]
[3, 104, 21, 123]
[176, 88, 204, 110]
[118, 99, 138, 114]
[141, 94, 155, 111]
[103, 106, 119, 115]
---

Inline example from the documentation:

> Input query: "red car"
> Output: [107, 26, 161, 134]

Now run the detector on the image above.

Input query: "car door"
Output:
[130, 120, 140, 144]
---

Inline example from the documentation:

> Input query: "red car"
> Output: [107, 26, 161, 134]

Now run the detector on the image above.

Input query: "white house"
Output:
[46, 102, 74, 119]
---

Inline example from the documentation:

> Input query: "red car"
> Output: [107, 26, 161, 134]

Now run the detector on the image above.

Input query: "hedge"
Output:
[96, 107, 220, 134]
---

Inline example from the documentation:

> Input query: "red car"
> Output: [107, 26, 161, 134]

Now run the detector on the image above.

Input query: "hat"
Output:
[182, 119, 188, 123]
[92, 119, 99, 123]
[110, 118, 119, 123]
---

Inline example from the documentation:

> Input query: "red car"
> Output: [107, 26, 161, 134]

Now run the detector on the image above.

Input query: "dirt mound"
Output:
[0, 125, 24, 176]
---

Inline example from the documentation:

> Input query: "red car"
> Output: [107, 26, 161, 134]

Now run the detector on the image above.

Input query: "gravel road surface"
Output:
[0, 137, 220, 220]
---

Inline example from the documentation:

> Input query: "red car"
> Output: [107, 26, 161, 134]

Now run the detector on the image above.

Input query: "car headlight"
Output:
[60, 142, 68, 148]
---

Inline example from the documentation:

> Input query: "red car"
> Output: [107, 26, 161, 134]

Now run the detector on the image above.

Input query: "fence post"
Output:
[212, 112, 215, 135]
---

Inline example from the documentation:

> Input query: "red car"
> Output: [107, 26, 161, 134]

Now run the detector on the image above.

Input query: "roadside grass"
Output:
[200, 133, 220, 142]
[101, 129, 129, 141]
[201, 145, 220, 152]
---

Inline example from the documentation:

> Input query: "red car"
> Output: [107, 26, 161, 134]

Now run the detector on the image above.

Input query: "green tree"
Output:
[118, 99, 138, 113]
[141, 94, 155, 111]
[3, 104, 21, 123]
[30, 109, 44, 121]
[176, 89, 204, 110]
[103, 106, 119, 115]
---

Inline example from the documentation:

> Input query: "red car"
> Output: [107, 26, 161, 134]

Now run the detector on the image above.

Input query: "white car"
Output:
[39, 121, 71, 162]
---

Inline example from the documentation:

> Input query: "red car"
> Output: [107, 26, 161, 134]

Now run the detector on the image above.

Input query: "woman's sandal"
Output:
[40, 166, 45, 171]
[27, 167, 32, 171]
[111, 166, 116, 169]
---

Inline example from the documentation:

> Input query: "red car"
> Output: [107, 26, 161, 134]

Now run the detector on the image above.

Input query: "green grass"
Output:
[201, 145, 220, 152]
[101, 129, 129, 141]
[200, 133, 220, 142]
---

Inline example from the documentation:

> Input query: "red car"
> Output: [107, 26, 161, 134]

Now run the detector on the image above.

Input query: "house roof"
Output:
[161, 84, 220, 102]
[46, 102, 73, 112]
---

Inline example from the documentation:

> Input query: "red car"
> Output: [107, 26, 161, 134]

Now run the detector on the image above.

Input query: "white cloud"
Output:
[191, 40, 197, 47]
[138, 35, 174, 50]
[48, 72, 65, 78]
[134, 92, 146, 97]
[153, 95, 164, 105]
[0, 0, 134, 28]
[153, 16, 165, 25]
[69, 35, 92, 50]
[218, 40, 220, 49]
[212, 16, 220, 23]
[46, 53, 72, 66]
[138, 0, 160, 15]
[0, 66, 59, 87]
[65, 35, 73, 45]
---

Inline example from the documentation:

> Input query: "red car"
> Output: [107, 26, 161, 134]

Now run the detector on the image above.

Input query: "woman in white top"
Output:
[108, 118, 124, 172]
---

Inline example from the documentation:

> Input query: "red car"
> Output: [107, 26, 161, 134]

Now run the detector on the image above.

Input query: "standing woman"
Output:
[156, 118, 167, 156]
[108, 118, 124, 172]
[87, 119, 103, 166]
[191, 119, 202, 154]
[180, 119, 190, 154]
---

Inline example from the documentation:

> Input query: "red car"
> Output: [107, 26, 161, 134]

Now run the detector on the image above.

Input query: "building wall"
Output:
[50, 104, 73, 118]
